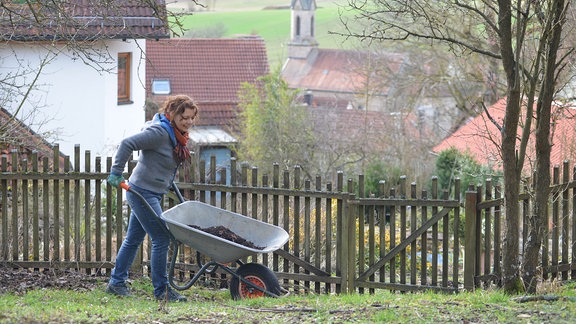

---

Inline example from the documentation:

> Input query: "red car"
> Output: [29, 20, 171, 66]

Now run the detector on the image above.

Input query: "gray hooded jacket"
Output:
[110, 124, 178, 194]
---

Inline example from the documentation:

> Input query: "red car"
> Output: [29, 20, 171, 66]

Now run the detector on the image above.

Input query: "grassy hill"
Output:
[175, 0, 354, 68]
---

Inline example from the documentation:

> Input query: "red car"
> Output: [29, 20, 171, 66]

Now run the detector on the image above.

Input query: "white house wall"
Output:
[0, 39, 147, 169]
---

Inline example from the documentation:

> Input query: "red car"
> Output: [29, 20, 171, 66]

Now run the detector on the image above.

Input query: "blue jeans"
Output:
[109, 183, 172, 298]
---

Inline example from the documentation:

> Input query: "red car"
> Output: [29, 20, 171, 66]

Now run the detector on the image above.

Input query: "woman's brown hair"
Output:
[159, 95, 198, 120]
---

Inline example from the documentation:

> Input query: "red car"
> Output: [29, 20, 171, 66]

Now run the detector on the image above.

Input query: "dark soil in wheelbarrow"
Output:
[187, 225, 264, 250]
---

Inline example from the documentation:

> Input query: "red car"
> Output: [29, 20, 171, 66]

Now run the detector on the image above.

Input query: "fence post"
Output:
[345, 178, 356, 294]
[335, 171, 344, 294]
[464, 184, 478, 291]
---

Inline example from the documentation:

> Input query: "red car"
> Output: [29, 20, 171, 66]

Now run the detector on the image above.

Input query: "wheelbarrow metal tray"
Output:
[162, 201, 289, 263]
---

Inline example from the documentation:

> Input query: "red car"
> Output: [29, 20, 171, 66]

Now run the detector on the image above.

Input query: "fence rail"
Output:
[1, 146, 576, 294]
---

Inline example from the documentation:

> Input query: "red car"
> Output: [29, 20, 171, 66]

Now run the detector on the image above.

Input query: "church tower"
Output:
[288, 0, 318, 59]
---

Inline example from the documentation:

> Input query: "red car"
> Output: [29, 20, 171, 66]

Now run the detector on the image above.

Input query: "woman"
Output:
[106, 95, 198, 302]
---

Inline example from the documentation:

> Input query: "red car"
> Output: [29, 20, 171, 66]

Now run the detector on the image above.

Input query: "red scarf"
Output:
[173, 127, 191, 163]
[164, 113, 191, 164]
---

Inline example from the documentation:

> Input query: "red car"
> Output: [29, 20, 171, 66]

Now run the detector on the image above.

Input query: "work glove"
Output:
[107, 173, 125, 188]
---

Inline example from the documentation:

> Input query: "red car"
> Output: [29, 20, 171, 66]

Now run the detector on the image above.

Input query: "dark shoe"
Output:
[106, 283, 131, 297]
[156, 287, 187, 302]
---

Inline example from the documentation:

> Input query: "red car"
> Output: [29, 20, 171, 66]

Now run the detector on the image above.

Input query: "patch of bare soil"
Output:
[188, 225, 263, 250]
[0, 267, 104, 294]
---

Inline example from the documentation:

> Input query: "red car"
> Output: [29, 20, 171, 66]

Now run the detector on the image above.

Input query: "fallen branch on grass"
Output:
[513, 295, 576, 303]
[235, 306, 317, 313]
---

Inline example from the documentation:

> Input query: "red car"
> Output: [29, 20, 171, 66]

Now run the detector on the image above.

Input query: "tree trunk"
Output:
[522, 0, 565, 294]
[498, 0, 524, 293]
[522, 157, 549, 293]
[500, 95, 523, 293]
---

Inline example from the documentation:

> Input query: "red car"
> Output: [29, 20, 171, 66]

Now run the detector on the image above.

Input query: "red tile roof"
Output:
[432, 98, 576, 172]
[309, 106, 434, 152]
[282, 48, 405, 94]
[0, 0, 169, 41]
[145, 37, 269, 126]
[194, 102, 237, 127]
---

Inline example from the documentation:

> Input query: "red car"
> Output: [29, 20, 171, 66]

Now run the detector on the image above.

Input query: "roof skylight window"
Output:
[151, 79, 171, 95]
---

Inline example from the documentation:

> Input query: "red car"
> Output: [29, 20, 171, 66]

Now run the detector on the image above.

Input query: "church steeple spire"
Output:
[288, 0, 318, 59]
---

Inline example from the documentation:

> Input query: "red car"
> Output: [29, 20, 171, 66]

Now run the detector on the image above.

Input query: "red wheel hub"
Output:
[239, 275, 266, 298]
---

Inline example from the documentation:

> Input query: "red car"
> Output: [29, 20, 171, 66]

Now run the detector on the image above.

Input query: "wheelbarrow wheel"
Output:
[230, 263, 281, 300]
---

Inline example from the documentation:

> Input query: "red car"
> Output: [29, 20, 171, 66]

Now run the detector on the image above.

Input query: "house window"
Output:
[295, 16, 301, 36]
[117, 52, 132, 104]
[151, 79, 171, 95]
[311, 17, 314, 36]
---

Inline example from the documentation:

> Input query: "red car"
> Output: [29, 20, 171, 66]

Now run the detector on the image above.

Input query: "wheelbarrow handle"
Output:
[117, 181, 164, 221]
[171, 182, 185, 204]
[120, 181, 185, 204]
[119, 181, 131, 192]
[116, 181, 175, 240]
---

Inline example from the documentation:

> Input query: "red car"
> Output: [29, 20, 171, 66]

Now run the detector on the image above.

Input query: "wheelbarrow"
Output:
[119, 182, 289, 300]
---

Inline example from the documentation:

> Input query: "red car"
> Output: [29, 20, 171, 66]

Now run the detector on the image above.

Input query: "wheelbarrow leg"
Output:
[168, 240, 226, 291]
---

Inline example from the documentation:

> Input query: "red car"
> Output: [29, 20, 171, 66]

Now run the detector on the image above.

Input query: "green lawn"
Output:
[2, 273, 576, 323]
[176, 1, 353, 67]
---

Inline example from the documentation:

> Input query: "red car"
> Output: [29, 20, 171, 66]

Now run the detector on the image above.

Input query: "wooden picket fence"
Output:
[1, 145, 575, 294]
[470, 161, 576, 287]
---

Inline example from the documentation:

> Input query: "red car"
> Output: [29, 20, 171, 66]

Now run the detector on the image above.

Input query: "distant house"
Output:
[283, 47, 404, 110]
[145, 37, 270, 183]
[282, 0, 472, 140]
[166, 0, 204, 12]
[432, 98, 576, 172]
[0, 1, 170, 165]
[283, 0, 405, 111]
[0, 108, 66, 169]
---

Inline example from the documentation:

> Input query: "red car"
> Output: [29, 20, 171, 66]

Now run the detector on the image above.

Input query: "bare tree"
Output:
[0, 52, 53, 139]
[338, 0, 574, 293]
[338, 38, 500, 180]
